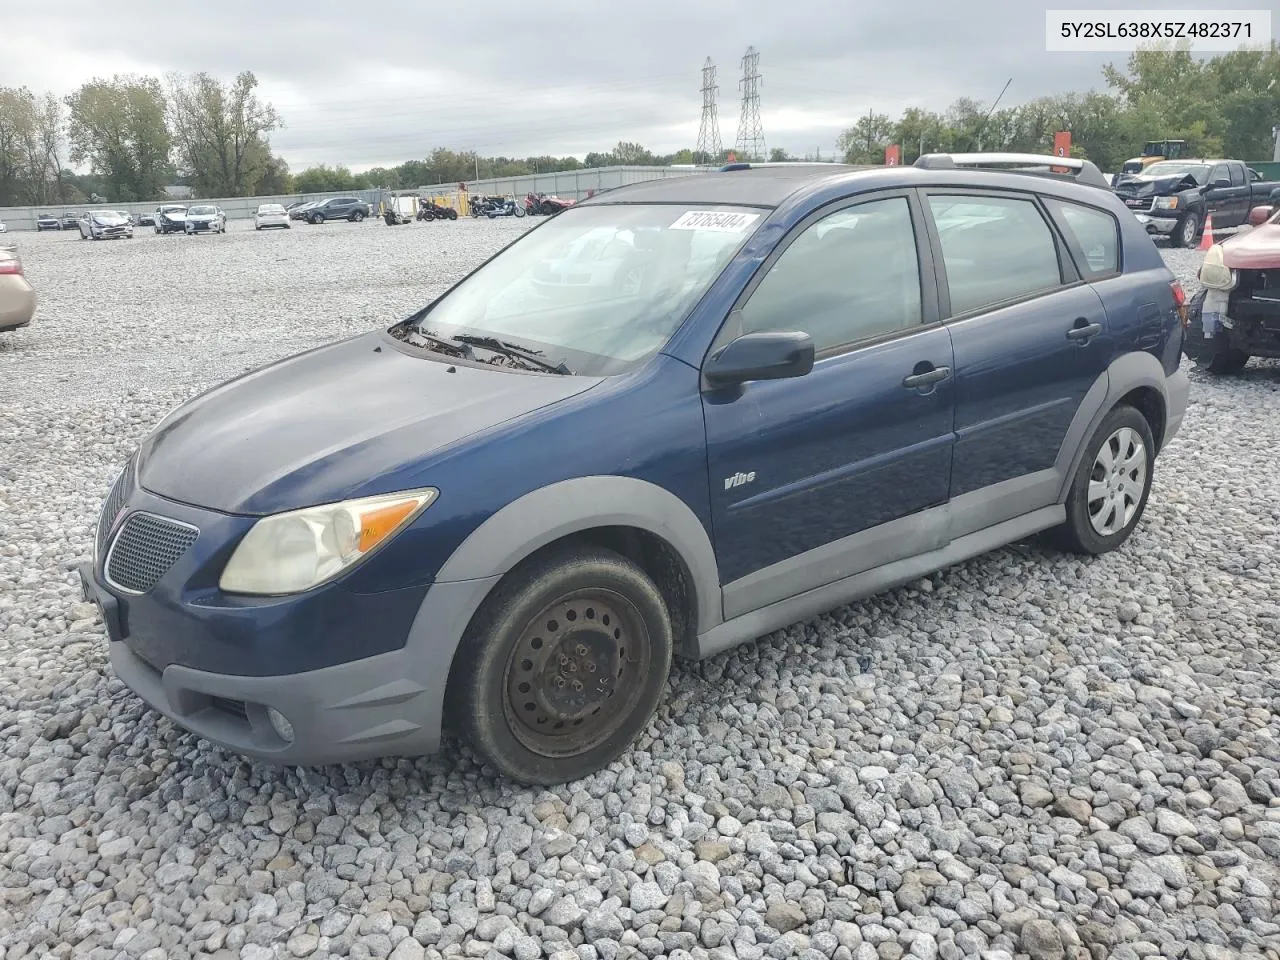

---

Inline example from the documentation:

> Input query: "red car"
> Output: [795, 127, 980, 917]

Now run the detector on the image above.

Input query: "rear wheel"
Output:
[447, 545, 673, 784]
[351, 210, 365, 222]
[1050, 405, 1155, 556]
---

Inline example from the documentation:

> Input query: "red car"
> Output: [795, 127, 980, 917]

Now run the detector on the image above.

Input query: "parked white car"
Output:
[78, 210, 134, 240]
[184, 205, 227, 235]
[0, 219, 6, 234]
[254, 203, 290, 230]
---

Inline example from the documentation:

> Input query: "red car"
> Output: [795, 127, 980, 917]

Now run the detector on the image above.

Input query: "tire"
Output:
[310, 213, 323, 224]
[351, 210, 365, 222]
[1172, 211, 1202, 248]
[514, 204, 526, 218]
[1182, 290, 1249, 374]
[1050, 405, 1155, 556]
[446, 545, 673, 785]
[448, 209, 457, 220]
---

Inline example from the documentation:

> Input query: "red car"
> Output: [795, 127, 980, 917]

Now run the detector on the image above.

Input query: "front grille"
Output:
[1120, 197, 1153, 213]
[105, 512, 199, 593]
[96, 459, 135, 559]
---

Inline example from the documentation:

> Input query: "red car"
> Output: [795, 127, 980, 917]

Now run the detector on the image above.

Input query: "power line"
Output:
[734, 46, 766, 161]
[695, 57, 723, 164]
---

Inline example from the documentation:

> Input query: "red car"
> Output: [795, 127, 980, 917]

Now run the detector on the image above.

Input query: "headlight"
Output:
[1152, 197, 1179, 210]
[219, 488, 438, 595]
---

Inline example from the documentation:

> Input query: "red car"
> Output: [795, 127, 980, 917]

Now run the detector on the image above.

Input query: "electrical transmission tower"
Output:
[734, 46, 766, 161]
[695, 57, 723, 165]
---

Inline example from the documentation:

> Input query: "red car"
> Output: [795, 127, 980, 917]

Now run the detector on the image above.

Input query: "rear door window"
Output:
[1043, 199, 1120, 280]
[926, 195, 1065, 316]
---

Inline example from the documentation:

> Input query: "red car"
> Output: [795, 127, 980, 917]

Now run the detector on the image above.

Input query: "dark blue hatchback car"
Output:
[82, 154, 1190, 784]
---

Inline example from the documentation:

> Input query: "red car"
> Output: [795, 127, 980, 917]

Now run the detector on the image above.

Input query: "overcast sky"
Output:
[0, 1, 1246, 172]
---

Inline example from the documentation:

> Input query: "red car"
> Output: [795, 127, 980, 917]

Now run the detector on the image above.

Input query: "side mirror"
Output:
[1209, 178, 1231, 190]
[1247, 205, 1274, 227]
[704, 331, 815, 388]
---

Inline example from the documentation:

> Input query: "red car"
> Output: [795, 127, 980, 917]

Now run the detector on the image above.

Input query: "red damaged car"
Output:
[1185, 201, 1280, 373]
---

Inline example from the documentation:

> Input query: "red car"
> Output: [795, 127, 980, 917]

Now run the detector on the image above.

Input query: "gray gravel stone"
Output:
[0, 233, 1273, 960]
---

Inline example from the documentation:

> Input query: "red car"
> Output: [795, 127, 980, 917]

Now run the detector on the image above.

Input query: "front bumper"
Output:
[81, 472, 500, 766]
[1133, 213, 1179, 235]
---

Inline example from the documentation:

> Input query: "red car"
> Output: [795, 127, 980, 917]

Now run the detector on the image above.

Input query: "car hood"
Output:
[187, 215, 217, 221]
[161, 211, 186, 219]
[1112, 174, 1197, 197]
[93, 216, 128, 225]
[137, 330, 603, 515]
[1221, 221, 1280, 270]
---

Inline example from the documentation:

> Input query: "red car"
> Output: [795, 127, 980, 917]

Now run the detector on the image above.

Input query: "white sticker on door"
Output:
[669, 210, 761, 232]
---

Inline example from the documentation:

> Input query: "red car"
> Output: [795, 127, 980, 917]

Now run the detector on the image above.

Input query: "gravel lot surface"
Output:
[1, 220, 1278, 960]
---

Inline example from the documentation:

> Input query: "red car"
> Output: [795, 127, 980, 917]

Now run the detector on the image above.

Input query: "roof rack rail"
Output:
[913, 152, 1110, 189]
[718, 160, 850, 172]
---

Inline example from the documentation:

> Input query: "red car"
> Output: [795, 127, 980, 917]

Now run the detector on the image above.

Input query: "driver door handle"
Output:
[902, 366, 951, 389]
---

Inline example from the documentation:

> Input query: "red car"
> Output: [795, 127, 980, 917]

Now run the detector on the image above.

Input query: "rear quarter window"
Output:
[1043, 199, 1121, 280]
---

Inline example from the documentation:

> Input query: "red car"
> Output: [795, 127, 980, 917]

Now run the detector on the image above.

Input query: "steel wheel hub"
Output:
[503, 590, 646, 758]
[1087, 426, 1147, 536]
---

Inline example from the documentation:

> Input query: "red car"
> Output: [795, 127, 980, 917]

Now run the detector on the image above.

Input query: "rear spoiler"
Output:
[914, 152, 1110, 190]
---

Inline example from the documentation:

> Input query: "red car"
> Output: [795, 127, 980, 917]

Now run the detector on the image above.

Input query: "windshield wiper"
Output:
[397, 327, 471, 360]
[451, 334, 573, 375]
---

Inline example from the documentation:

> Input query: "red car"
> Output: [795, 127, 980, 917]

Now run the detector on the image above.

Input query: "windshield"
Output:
[1142, 161, 1209, 183]
[406, 203, 762, 376]
[188, 206, 216, 215]
[259, 204, 284, 213]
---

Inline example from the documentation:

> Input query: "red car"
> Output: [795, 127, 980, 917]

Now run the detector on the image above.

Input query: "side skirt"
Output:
[694, 504, 1064, 660]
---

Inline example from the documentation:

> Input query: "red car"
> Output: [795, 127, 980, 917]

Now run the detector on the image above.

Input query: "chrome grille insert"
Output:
[104, 512, 199, 594]
[96, 459, 135, 560]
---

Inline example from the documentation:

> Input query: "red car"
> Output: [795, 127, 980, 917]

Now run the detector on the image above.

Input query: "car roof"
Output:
[576, 158, 1113, 211]
[577, 164, 872, 208]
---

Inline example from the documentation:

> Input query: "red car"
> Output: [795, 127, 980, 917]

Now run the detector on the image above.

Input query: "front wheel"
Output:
[1171, 211, 1202, 248]
[446, 545, 673, 785]
[1050, 405, 1155, 556]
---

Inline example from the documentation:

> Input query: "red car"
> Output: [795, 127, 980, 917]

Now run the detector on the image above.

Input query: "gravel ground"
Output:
[0, 220, 1278, 960]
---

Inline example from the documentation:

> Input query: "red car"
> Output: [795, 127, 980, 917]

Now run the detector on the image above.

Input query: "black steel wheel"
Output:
[447, 545, 673, 784]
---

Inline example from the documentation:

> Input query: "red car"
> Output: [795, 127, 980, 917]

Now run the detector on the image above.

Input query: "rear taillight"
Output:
[0, 261, 22, 276]
[1170, 280, 1188, 326]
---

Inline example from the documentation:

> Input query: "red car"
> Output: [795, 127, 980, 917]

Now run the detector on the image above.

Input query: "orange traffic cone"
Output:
[1198, 212, 1214, 251]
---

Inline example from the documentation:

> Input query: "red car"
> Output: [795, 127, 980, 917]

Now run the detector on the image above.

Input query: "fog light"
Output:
[267, 707, 295, 743]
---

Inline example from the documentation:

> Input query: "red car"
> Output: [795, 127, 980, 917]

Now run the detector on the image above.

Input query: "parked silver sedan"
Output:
[78, 210, 134, 240]
[0, 244, 36, 332]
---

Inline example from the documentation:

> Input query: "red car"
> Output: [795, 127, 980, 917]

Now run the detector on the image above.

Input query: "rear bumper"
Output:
[0, 278, 36, 330]
[1163, 367, 1190, 446]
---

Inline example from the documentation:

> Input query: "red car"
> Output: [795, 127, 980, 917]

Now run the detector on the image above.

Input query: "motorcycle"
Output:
[486, 197, 526, 218]
[469, 195, 506, 218]
[526, 192, 575, 216]
[417, 200, 458, 221]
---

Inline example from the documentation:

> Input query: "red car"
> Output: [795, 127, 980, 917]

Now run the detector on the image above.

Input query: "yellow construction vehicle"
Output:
[1120, 139, 1189, 175]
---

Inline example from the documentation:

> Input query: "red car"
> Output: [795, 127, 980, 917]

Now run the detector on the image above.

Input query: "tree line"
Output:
[2, 42, 1276, 207]
[1, 71, 283, 207]
[836, 44, 1280, 171]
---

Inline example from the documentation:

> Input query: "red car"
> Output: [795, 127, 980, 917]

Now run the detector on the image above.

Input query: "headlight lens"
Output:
[1152, 196, 1179, 210]
[219, 488, 437, 595]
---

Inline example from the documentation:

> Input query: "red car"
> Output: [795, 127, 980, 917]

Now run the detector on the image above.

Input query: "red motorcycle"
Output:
[525, 192, 576, 216]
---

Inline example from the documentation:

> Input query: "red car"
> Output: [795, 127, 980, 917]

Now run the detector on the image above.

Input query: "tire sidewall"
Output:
[1176, 211, 1200, 248]
[1065, 406, 1156, 554]
[456, 548, 673, 785]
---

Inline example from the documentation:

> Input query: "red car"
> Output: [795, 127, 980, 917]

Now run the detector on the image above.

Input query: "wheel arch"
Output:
[433, 475, 723, 648]
[1055, 351, 1173, 503]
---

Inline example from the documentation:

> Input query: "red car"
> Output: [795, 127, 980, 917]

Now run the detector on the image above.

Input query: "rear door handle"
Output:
[1066, 321, 1102, 342]
[902, 366, 951, 389]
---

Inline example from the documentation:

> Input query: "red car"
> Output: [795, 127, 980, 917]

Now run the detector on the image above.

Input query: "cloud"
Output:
[0, 0, 1171, 170]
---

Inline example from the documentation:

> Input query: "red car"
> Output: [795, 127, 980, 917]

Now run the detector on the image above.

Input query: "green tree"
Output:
[64, 75, 169, 202]
[166, 70, 282, 197]
[838, 111, 894, 163]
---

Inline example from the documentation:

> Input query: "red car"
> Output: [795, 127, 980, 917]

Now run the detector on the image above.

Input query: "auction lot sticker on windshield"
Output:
[670, 210, 761, 232]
